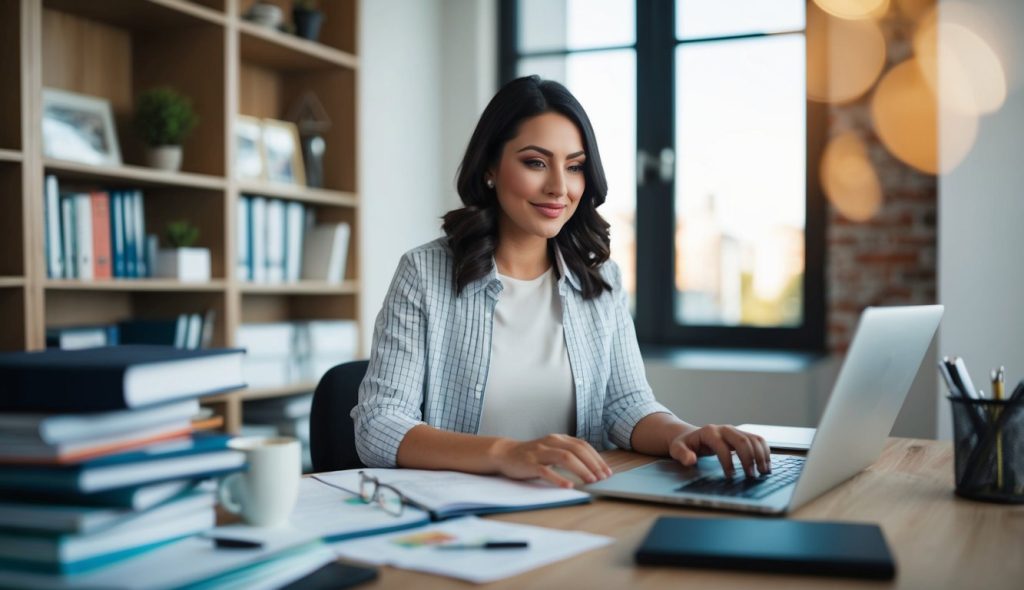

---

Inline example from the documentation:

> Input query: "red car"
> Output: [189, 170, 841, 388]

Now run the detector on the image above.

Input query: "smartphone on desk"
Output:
[280, 560, 378, 590]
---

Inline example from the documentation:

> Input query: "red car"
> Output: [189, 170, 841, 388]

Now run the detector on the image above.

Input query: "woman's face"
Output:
[489, 112, 586, 242]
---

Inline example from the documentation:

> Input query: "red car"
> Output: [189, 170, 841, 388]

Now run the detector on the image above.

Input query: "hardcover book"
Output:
[0, 346, 245, 413]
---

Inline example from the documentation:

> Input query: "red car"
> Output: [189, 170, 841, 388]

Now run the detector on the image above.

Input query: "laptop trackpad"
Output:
[606, 457, 726, 488]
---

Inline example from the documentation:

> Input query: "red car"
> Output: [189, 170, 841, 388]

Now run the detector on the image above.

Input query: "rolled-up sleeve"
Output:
[352, 253, 428, 467]
[601, 261, 671, 450]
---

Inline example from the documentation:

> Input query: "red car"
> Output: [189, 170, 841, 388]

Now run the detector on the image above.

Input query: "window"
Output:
[501, 0, 825, 351]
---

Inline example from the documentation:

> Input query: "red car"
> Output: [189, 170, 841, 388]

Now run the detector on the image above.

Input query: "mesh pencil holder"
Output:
[949, 396, 1024, 504]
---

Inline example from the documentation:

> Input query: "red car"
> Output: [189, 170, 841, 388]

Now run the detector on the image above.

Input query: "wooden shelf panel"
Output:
[45, 279, 227, 292]
[237, 181, 357, 207]
[45, 159, 227, 190]
[240, 281, 358, 295]
[239, 21, 358, 71]
[0, 277, 25, 288]
[42, 0, 226, 29]
[243, 382, 317, 401]
[206, 381, 317, 404]
[0, 149, 21, 163]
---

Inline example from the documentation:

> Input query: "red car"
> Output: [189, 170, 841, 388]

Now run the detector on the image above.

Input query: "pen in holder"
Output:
[948, 386, 1024, 504]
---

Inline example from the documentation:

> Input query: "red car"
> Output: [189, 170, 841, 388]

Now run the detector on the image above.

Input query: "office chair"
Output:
[309, 359, 369, 473]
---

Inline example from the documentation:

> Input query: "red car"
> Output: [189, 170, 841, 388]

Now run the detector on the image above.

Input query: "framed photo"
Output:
[261, 119, 306, 186]
[235, 115, 265, 181]
[41, 88, 122, 166]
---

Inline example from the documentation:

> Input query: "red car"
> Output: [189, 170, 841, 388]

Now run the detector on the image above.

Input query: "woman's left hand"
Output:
[668, 425, 772, 478]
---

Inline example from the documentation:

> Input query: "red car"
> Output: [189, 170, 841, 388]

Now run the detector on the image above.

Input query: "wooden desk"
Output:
[357, 439, 1022, 589]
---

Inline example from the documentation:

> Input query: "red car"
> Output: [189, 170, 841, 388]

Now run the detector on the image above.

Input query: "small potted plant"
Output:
[154, 220, 210, 282]
[293, 0, 324, 42]
[134, 87, 198, 172]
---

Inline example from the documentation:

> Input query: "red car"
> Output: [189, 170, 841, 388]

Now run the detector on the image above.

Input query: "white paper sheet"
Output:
[737, 424, 815, 451]
[332, 516, 613, 584]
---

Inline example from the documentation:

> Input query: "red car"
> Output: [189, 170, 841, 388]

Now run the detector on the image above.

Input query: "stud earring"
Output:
[486, 178, 495, 189]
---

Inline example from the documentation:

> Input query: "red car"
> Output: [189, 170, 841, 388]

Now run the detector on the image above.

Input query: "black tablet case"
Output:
[635, 516, 895, 579]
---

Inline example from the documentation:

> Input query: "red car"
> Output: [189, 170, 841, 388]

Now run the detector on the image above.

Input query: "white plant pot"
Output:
[155, 248, 210, 283]
[146, 145, 183, 172]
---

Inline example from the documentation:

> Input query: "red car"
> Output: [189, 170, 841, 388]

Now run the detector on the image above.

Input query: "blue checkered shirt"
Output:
[352, 237, 670, 467]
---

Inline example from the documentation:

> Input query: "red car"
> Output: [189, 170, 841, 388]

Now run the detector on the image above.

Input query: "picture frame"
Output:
[235, 115, 266, 181]
[41, 88, 122, 166]
[261, 119, 306, 186]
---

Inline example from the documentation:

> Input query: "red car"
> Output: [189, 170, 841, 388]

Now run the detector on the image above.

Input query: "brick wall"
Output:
[825, 8, 938, 352]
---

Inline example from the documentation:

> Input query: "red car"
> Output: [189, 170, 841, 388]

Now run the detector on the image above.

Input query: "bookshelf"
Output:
[7, 0, 361, 434]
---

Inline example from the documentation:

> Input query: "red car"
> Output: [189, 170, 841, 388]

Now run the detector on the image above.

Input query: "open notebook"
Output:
[313, 468, 591, 520]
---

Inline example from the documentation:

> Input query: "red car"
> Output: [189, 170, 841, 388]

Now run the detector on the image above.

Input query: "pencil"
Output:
[992, 367, 1005, 492]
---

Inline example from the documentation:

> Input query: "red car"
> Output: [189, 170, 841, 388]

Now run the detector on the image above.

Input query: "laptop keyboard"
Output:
[675, 454, 806, 500]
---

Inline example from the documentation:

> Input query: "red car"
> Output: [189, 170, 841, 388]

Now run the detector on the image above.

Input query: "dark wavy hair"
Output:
[442, 75, 612, 300]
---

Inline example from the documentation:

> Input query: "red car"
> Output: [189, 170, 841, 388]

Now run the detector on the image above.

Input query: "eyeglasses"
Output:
[358, 471, 406, 517]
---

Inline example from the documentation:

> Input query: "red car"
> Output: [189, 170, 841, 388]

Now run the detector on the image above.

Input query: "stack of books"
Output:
[237, 320, 357, 389]
[46, 310, 217, 351]
[43, 175, 153, 280]
[237, 195, 350, 284]
[0, 346, 247, 577]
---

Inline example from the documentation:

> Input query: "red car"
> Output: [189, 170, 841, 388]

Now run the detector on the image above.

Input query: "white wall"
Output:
[359, 0, 498, 350]
[440, 0, 498, 213]
[938, 0, 1024, 438]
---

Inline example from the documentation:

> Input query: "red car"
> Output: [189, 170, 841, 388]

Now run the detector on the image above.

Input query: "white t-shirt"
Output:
[477, 267, 576, 440]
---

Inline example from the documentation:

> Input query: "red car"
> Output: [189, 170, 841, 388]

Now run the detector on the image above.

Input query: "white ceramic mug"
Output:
[218, 436, 301, 527]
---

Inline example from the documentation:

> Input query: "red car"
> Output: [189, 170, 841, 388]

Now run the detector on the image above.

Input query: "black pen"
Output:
[204, 536, 263, 549]
[437, 541, 530, 550]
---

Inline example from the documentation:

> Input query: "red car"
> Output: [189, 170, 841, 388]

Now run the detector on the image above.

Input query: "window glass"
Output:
[677, 0, 804, 40]
[674, 34, 806, 327]
[519, 50, 638, 307]
[519, 0, 635, 52]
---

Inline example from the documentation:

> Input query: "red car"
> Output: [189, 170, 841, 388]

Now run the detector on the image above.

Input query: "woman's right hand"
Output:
[488, 434, 613, 488]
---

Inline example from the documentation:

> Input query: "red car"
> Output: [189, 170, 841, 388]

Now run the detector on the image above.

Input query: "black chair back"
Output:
[310, 360, 369, 473]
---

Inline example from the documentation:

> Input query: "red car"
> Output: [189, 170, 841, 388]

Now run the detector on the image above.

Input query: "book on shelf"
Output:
[0, 492, 215, 574]
[266, 198, 286, 283]
[239, 195, 314, 284]
[237, 197, 251, 281]
[0, 399, 200, 446]
[238, 321, 358, 388]
[303, 320, 358, 357]
[285, 201, 305, 282]
[0, 434, 244, 495]
[0, 346, 245, 413]
[250, 196, 267, 283]
[47, 311, 217, 352]
[43, 175, 62, 279]
[59, 192, 76, 279]
[313, 468, 591, 521]
[133, 191, 147, 278]
[301, 222, 350, 283]
[237, 322, 295, 357]
[90, 191, 112, 279]
[72, 193, 93, 280]
[45, 324, 119, 350]
[110, 190, 126, 278]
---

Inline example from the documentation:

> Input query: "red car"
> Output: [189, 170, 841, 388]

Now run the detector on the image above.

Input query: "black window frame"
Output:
[499, 0, 826, 352]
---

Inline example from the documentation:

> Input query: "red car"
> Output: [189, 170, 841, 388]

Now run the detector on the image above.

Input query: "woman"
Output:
[353, 76, 771, 488]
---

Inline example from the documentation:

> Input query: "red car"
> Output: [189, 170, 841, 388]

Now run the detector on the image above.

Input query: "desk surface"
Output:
[356, 439, 1022, 589]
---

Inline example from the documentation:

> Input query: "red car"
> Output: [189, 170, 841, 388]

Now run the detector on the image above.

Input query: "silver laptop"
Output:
[585, 305, 943, 515]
